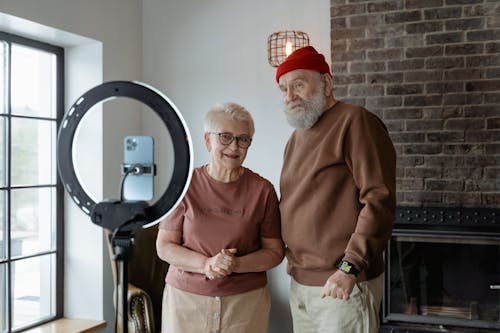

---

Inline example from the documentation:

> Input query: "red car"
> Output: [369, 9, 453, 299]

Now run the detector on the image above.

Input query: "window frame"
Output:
[0, 31, 64, 332]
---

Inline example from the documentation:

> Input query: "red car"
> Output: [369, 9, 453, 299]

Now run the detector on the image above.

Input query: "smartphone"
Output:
[122, 136, 154, 201]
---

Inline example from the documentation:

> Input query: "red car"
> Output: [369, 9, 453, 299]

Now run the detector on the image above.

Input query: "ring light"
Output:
[57, 81, 193, 229]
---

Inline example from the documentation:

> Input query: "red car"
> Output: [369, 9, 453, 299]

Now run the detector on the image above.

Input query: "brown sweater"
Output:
[280, 101, 396, 285]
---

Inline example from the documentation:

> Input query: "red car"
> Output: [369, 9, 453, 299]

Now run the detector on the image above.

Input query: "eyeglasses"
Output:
[209, 132, 252, 149]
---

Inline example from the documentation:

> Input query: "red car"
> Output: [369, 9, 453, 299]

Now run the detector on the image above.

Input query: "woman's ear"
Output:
[204, 132, 211, 151]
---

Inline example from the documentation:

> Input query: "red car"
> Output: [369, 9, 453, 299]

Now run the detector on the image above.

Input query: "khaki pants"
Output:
[289, 274, 383, 333]
[161, 284, 270, 333]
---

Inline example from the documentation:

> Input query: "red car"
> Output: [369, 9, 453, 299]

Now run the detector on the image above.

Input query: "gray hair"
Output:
[204, 102, 255, 136]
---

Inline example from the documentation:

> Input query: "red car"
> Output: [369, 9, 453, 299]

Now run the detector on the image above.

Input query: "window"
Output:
[0, 32, 63, 332]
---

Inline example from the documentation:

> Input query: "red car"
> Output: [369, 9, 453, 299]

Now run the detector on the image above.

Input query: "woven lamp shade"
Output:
[267, 31, 310, 67]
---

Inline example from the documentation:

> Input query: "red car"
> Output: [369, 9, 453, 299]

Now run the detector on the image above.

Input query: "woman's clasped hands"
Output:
[204, 248, 237, 280]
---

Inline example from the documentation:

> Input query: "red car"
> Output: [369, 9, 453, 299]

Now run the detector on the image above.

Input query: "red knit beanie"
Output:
[275, 46, 331, 83]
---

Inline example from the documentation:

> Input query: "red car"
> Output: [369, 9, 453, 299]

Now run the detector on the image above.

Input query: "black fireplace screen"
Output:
[385, 231, 500, 330]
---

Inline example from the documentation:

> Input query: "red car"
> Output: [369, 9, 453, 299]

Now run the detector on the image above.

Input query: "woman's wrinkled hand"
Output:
[204, 248, 237, 280]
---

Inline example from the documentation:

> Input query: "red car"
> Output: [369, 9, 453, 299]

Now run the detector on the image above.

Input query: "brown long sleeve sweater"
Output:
[280, 101, 396, 285]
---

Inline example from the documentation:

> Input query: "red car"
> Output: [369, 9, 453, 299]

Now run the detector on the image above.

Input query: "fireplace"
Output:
[381, 207, 500, 332]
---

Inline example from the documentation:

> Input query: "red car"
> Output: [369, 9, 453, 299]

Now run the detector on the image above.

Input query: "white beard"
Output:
[284, 89, 326, 129]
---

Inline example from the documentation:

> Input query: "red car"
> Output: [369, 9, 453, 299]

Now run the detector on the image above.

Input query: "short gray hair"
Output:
[204, 102, 255, 136]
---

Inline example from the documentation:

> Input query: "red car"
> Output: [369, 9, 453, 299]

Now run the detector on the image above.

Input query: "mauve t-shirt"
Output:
[159, 166, 281, 296]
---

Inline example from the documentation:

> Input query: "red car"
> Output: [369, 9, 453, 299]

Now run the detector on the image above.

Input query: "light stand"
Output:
[57, 81, 193, 333]
[91, 200, 150, 333]
[113, 231, 133, 333]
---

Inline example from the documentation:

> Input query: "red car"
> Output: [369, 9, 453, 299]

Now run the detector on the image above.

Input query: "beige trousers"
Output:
[289, 274, 384, 333]
[161, 284, 270, 333]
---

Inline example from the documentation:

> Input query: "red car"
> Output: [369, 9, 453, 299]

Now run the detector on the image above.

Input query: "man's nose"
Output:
[284, 87, 297, 103]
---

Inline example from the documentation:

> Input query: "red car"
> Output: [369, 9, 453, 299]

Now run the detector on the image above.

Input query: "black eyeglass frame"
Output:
[209, 132, 253, 149]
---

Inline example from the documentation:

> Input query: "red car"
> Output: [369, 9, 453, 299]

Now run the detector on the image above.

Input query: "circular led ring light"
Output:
[57, 81, 193, 228]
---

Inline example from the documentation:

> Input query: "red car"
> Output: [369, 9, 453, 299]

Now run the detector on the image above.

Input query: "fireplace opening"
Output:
[382, 207, 500, 332]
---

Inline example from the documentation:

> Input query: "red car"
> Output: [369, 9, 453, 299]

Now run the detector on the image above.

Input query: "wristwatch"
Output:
[339, 260, 360, 277]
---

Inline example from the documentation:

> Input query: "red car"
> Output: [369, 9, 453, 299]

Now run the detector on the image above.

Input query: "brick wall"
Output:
[330, 0, 500, 208]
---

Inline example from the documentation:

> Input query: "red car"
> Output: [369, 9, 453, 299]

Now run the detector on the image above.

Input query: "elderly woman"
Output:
[156, 102, 284, 333]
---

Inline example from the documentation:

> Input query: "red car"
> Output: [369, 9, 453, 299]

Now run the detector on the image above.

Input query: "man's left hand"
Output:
[320, 270, 356, 300]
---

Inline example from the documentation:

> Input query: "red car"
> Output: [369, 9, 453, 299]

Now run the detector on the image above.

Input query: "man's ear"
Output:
[204, 132, 211, 151]
[323, 73, 334, 97]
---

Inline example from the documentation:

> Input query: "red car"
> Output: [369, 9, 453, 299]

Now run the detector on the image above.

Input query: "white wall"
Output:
[142, 1, 330, 332]
[143, 0, 330, 183]
[0, 1, 142, 331]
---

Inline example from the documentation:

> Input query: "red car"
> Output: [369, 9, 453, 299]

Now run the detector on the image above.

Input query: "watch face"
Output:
[340, 261, 359, 276]
[340, 261, 352, 273]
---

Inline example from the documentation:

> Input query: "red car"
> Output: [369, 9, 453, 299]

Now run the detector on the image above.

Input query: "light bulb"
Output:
[285, 41, 293, 57]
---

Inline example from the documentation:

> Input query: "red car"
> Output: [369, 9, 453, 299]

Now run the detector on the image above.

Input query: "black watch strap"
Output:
[339, 260, 360, 277]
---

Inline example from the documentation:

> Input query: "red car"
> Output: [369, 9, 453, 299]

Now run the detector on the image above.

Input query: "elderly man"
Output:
[276, 46, 396, 332]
